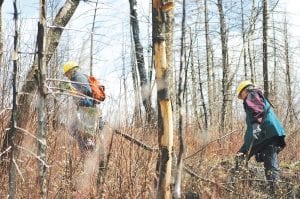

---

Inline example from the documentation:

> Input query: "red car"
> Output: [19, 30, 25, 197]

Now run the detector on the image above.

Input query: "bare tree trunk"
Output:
[271, 12, 278, 99]
[153, 0, 174, 198]
[247, 0, 257, 83]
[0, 0, 80, 165]
[241, 0, 247, 79]
[130, 37, 142, 123]
[129, 0, 154, 123]
[174, 0, 185, 197]
[283, 16, 293, 124]
[204, 0, 213, 126]
[89, 0, 99, 76]
[190, 36, 201, 131]
[217, 0, 230, 133]
[0, 0, 3, 67]
[197, 47, 208, 130]
[122, 41, 129, 126]
[8, 1, 18, 198]
[37, 0, 47, 197]
[263, 0, 269, 98]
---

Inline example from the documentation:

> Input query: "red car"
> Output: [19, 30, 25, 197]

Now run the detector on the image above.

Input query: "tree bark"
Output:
[283, 16, 293, 124]
[37, 0, 47, 197]
[0, 0, 4, 67]
[129, 0, 154, 123]
[130, 40, 142, 123]
[247, 0, 258, 83]
[90, 0, 98, 76]
[8, 1, 18, 198]
[263, 0, 269, 98]
[217, 0, 231, 133]
[174, 0, 185, 197]
[153, 0, 174, 198]
[204, 0, 213, 126]
[271, 12, 278, 99]
[241, 0, 247, 79]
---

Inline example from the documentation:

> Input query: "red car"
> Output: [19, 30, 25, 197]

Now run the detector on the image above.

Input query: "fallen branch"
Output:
[113, 129, 159, 152]
[184, 129, 241, 160]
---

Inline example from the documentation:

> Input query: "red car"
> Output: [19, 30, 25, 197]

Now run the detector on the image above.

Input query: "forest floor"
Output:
[0, 122, 299, 198]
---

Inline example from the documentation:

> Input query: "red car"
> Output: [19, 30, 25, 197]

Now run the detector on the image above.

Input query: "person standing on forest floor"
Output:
[235, 80, 286, 195]
[62, 61, 101, 153]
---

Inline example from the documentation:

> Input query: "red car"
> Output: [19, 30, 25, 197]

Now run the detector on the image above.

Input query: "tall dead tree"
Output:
[8, 1, 18, 198]
[37, 0, 47, 197]
[241, 0, 247, 79]
[129, 0, 154, 123]
[153, 0, 174, 198]
[271, 12, 278, 98]
[217, 0, 231, 132]
[283, 16, 293, 124]
[174, 0, 185, 197]
[0, 0, 81, 166]
[247, 0, 258, 82]
[262, 0, 269, 98]
[90, 0, 98, 76]
[0, 0, 3, 66]
[204, 0, 213, 126]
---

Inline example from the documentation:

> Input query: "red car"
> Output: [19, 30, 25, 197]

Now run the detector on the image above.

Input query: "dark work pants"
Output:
[261, 144, 279, 194]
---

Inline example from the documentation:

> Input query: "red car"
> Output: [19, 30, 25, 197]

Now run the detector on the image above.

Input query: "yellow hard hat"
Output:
[63, 61, 78, 74]
[237, 80, 253, 98]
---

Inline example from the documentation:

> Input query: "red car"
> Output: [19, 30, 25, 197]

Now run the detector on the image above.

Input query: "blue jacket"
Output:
[71, 71, 94, 107]
[239, 90, 286, 155]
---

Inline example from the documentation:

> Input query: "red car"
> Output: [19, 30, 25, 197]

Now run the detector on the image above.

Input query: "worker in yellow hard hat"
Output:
[63, 61, 98, 152]
[235, 80, 286, 195]
[63, 61, 94, 107]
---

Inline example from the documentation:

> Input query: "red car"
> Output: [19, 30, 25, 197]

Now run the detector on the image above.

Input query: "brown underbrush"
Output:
[0, 120, 299, 198]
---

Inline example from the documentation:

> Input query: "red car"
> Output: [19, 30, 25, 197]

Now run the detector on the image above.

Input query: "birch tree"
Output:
[174, 0, 185, 197]
[152, 0, 174, 198]
[129, 0, 154, 123]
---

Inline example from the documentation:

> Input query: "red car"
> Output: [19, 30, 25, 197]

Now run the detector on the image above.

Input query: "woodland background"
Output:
[0, 0, 299, 198]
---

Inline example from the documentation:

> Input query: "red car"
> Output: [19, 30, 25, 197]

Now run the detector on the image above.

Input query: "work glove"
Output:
[252, 123, 261, 139]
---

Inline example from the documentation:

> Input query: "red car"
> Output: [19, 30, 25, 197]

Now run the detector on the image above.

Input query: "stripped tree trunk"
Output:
[153, 0, 174, 198]
[263, 0, 269, 98]
[0, 0, 80, 165]
[174, 0, 185, 197]
[8, 1, 18, 198]
[129, 0, 154, 123]
[37, 0, 47, 197]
